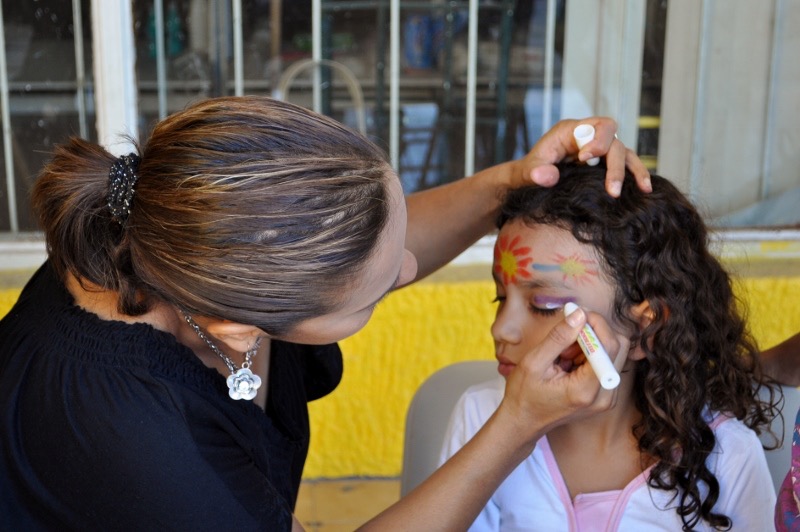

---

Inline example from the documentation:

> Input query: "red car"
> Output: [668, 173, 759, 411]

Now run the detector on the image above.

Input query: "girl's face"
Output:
[491, 219, 619, 378]
[280, 176, 418, 345]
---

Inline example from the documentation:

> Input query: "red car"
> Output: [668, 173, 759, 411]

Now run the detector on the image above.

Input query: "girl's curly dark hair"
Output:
[497, 163, 780, 531]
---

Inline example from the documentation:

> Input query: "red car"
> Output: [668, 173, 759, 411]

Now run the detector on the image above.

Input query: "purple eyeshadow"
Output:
[532, 295, 576, 309]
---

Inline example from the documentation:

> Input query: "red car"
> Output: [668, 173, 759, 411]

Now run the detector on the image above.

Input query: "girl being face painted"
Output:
[491, 219, 627, 378]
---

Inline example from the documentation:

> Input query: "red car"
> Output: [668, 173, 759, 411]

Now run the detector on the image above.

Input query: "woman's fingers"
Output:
[600, 138, 652, 197]
[625, 146, 652, 193]
[505, 306, 635, 437]
[502, 309, 606, 434]
[584, 310, 630, 371]
[526, 117, 652, 197]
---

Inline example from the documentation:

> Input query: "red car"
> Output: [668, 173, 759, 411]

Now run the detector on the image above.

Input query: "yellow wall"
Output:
[304, 270, 800, 479]
[1, 266, 799, 480]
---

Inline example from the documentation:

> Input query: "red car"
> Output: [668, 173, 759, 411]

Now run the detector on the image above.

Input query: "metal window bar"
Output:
[542, 0, 557, 133]
[232, 0, 244, 96]
[464, 0, 478, 177]
[154, 0, 168, 119]
[0, 4, 16, 233]
[312, 0, 324, 113]
[72, 0, 88, 138]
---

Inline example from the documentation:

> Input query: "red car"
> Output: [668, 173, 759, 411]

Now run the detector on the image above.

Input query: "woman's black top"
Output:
[0, 262, 343, 530]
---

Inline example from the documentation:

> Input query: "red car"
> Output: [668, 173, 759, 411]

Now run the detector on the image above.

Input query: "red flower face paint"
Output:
[493, 235, 533, 285]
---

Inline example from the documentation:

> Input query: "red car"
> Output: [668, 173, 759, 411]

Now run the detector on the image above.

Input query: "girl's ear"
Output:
[627, 300, 658, 362]
[630, 300, 655, 328]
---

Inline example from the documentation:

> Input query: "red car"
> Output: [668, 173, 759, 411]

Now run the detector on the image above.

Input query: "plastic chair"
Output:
[400, 360, 497, 497]
[272, 58, 367, 135]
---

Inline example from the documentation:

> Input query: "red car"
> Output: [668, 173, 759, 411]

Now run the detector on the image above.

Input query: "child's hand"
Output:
[498, 306, 630, 441]
[516, 117, 652, 198]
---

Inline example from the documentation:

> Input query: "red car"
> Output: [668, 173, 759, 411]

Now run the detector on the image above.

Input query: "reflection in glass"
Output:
[2, 0, 94, 232]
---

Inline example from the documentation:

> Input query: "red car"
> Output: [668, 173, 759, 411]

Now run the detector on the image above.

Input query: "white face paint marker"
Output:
[564, 302, 620, 389]
[573, 124, 601, 166]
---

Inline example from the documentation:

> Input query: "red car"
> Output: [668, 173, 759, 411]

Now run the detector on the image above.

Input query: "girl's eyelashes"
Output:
[493, 294, 574, 317]
[532, 295, 575, 310]
[530, 305, 559, 317]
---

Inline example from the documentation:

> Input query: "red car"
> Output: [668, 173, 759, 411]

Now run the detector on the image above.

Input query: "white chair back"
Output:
[400, 360, 497, 497]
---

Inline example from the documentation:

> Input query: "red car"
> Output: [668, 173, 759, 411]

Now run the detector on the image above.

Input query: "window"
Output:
[0, 0, 93, 232]
[1, 0, 798, 245]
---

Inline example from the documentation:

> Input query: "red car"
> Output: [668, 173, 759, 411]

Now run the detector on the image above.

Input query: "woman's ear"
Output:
[205, 320, 266, 353]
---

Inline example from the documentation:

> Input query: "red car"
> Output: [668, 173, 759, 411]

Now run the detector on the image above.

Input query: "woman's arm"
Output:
[761, 332, 800, 386]
[405, 117, 651, 281]
[354, 308, 626, 531]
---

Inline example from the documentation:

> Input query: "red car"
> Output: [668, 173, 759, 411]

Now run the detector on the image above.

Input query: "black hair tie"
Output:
[107, 153, 141, 225]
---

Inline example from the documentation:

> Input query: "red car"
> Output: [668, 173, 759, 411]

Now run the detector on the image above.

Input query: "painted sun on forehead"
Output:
[532, 253, 599, 286]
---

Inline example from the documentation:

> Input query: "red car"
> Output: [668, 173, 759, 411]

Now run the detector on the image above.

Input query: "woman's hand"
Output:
[515, 117, 652, 198]
[498, 306, 629, 439]
[403, 117, 650, 283]
[358, 307, 629, 531]
[761, 332, 800, 387]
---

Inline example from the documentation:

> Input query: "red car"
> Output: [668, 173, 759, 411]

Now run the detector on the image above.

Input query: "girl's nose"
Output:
[491, 303, 523, 346]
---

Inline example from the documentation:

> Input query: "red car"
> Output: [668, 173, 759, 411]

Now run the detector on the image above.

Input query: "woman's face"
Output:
[491, 219, 619, 378]
[279, 176, 418, 345]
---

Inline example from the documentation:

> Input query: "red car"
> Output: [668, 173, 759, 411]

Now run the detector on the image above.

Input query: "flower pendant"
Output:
[226, 368, 262, 400]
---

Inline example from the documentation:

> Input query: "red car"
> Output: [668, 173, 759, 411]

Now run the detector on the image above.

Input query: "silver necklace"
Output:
[180, 310, 262, 401]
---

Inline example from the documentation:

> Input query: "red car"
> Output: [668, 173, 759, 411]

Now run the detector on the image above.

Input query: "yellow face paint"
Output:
[493, 235, 533, 285]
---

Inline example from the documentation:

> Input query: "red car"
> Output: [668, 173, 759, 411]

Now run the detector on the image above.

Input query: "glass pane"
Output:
[133, 0, 210, 137]
[638, 0, 666, 172]
[302, 0, 566, 194]
[2, 0, 94, 232]
[129, 1, 566, 196]
[128, 1, 797, 230]
[653, 0, 800, 230]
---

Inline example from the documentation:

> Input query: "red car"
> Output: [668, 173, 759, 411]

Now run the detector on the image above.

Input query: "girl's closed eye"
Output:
[531, 295, 575, 316]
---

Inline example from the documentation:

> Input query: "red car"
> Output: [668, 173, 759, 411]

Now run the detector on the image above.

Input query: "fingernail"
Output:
[643, 176, 652, 192]
[609, 181, 622, 197]
[566, 307, 584, 327]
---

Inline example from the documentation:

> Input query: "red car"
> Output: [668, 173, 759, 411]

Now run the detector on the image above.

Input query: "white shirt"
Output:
[439, 378, 776, 531]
